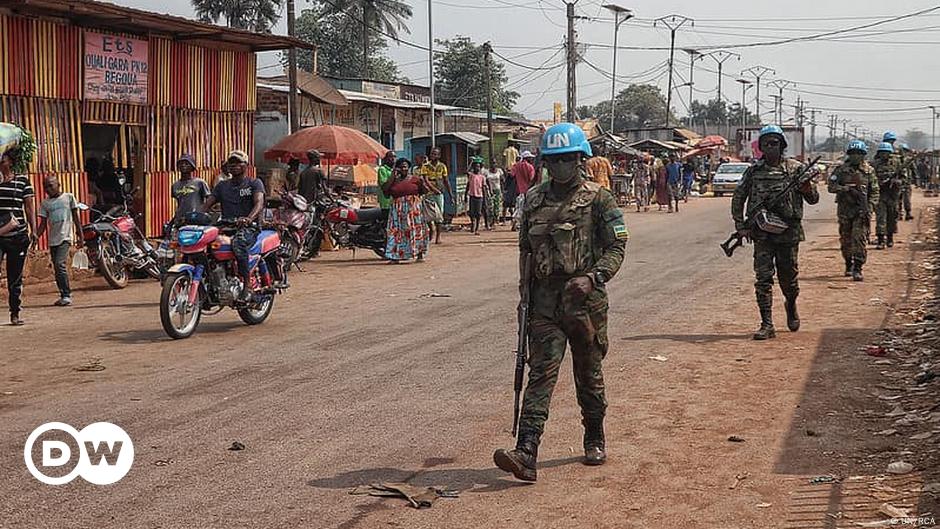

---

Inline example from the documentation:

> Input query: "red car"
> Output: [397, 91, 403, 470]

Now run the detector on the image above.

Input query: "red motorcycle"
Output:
[322, 195, 387, 258]
[266, 190, 312, 266]
[79, 182, 161, 289]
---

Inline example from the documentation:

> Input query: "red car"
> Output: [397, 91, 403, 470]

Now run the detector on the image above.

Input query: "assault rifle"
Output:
[512, 253, 533, 438]
[721, 156, 822, 258]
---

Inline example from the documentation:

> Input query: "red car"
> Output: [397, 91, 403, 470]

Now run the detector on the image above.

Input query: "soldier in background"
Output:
[828, 140, 878, 281]
[493, 123, 628, 482]
[872, 142, 900, 250]
[898, 143, 914, 221]
[731, 125, 819, 341]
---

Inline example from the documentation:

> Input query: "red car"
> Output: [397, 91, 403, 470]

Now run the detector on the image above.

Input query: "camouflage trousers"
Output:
[753, 240, 800, 311]
[839, 213, 869, 265]
[876, 195, 899, 236]
[518, 287, 609, 439]
[900, 185, 912, 219]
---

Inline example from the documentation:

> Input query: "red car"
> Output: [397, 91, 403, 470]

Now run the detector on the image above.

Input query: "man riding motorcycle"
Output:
[200, 150, 265, 302]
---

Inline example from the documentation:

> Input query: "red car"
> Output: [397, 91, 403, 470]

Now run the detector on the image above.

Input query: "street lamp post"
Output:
[603, 4, 633, 135]
[428, 0, 436, 149]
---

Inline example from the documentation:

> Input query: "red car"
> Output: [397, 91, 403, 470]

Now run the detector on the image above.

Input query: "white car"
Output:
[711, 162, 751, 197]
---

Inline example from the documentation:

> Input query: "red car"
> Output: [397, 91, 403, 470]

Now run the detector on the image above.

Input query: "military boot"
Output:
[784, 297, 800, 332]
[583, 418, 607, 466]
[852, 261, 864, 282]
[875, 235, 885, 250]
[493, 434, 539, 482]
[887, 233, 894, 248]
[844, 259, 854, 277]
[753, 307, 776, 340]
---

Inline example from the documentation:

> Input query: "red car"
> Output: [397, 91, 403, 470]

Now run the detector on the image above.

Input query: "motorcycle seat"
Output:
[354, 207, 385, 224]
[250, 230, 281, 255]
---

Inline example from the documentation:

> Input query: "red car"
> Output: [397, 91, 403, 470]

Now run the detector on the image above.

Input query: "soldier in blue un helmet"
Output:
[731, 125, 820, 340]
[493, 123, 628, 482]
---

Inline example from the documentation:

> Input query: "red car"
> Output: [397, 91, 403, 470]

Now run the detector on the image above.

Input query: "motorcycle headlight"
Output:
[177, 229, 203, 247]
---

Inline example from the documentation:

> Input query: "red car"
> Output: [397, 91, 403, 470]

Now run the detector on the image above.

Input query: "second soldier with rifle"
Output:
[730, 125, 820, 340]
[494, 123, 628, 482]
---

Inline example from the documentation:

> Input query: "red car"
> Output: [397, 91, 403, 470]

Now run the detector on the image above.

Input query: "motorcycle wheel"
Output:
[98, 238, 129, 289]
[372, 246, 386, 259]
[238, 295, 274, 326]
[160, 273, 202, 339]
[280, 236, 301, 267]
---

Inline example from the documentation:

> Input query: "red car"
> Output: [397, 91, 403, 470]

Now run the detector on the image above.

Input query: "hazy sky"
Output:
[118, 0, 940, 142]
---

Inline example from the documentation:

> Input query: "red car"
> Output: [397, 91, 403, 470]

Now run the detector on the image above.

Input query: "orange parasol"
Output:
[264, 125, 389, 165]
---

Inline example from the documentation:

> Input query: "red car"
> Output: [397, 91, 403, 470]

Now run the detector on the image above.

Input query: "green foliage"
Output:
[433, 37, 519, 113]
[11, 128, 35, 173]
[291, 5, 402, 81]
[682, 99, 759, 129]
[191, 0, 282, 32]
[589, 84, 677, 131]
[316, 0, 412, 79]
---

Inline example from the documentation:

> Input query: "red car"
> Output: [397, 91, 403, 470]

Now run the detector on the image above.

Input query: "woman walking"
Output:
[0, 125, 37, 326]
[383, 158, 430, 263]
[484, 161, 503, 228]
[654, 156, 669, 212]
[634, 157, 651, 212]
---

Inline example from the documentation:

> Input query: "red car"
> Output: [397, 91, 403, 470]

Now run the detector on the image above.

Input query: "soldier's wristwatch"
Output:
[589, 272, 606, 288]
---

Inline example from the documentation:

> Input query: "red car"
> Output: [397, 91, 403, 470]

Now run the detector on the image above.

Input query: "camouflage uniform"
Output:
[872, 155, 900, 244]
[828, 160, 879, 273]
[731, 158, 820, 334]
[897, 152, 913, 220]
[517, 176, 627, 442]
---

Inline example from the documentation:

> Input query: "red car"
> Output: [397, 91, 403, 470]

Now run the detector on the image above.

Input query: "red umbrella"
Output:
[264, 125, 389, 165]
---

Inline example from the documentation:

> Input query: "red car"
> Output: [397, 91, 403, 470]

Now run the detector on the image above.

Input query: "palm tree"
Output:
[323, 0, 412, 78]
[192, 0, 283, 33]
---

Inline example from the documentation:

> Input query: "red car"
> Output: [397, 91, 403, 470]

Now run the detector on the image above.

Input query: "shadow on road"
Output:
[307, 456, 582, 494]
[73, 301, 159, 310]
[97, 321, 241, 344]
[620, 333, 750, 344]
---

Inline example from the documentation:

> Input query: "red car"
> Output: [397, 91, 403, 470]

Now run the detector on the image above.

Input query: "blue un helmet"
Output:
[758, 124, 787, 148]
[540, 122, 593, 158]
[882, 131, 898, 142]
[846, 140, 868, 154]
[877, 141, 895, 154]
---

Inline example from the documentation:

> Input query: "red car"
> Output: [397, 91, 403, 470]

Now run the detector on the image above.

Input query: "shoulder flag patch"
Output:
[613, 224, 630, 240]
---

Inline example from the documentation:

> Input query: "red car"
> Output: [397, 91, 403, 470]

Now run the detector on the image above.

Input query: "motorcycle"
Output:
[321, 194, 387, 258]
[159, 216, 288, 339]
[79, 178, 161, 289]
[266, 190, 314, 267]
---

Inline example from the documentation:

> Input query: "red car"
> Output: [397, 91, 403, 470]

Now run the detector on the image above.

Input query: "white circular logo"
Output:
[24, 422, 134, 485]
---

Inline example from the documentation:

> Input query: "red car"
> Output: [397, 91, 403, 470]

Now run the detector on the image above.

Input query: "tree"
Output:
[319, 0, 412, 79]
[433, 37, 519, 113]
[682, 100, 759, 130]
[291, 5, 402, 81]
[590, 84, 676, 131]
[904, 129, 930, 151]
[191, 0, 282, 32]
[575, 105, 597, 120]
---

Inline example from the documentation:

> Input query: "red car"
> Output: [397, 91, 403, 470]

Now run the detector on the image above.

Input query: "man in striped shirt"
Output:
[0, 149, 36, 325]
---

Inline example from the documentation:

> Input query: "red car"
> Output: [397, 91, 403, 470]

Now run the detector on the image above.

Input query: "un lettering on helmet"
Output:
[547, 133, 571, 150]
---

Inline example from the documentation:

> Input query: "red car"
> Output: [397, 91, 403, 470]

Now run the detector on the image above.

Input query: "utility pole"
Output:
[682, 48, 703, 127]
[736, 78, 752, 158]
[842, 119, 848, 144]
[484, 42, 495, 166]
[704, 50, 739, 140]
[428, 0, 436, 148]
[603, 4, 633, 134]
[810, 108, 817, 154]
[829, 115, 836, 158]
[286, 0, 298, 133]
[930, 106, 938, 182]
[654, 14, 693, 128]
[743, 65, 774, 125]
[566, 2, 578, 122]
[770, 95, 782, 124]
[769, 80, 791, 125]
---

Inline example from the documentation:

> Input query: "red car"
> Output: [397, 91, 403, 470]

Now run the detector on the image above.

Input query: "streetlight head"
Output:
[602, 4, 632, 14]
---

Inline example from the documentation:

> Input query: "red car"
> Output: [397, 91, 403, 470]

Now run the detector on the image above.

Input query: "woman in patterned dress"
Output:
[383, 158, 431, 263]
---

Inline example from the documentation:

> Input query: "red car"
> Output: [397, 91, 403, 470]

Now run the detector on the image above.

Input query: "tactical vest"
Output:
[525, 180, 601, 280]
[745, 159, 804, 223]
[832, 162, 873, 212]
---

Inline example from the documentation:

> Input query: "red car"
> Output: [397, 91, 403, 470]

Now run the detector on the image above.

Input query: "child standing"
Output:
[38, 175, 82, 306]
[464, 158, 487, 235]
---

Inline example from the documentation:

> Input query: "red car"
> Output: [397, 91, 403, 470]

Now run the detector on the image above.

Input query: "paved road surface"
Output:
[1, 194, 918, 528]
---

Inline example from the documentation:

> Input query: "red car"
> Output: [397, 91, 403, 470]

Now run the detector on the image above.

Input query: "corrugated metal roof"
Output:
[408, 132, 490, 146]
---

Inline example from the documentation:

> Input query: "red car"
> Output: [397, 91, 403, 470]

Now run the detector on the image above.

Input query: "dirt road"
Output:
[1, 193, 936, 529]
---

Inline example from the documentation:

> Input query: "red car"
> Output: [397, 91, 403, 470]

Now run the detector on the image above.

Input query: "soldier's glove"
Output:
[736, 228, 751, 243]
[564, 276, 594, 306]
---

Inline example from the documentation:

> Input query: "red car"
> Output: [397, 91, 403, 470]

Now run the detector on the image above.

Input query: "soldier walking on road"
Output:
[731, 125, 820, 341]
[872, 142, 901, 250]
[898, 143, 914, 222]
[493, 123, 628, 482]
[828, 140, 878, 282]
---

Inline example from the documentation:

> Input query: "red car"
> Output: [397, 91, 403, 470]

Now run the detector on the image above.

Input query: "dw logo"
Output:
[546, 133, 571, 150]
[24, 422, 134, 485]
